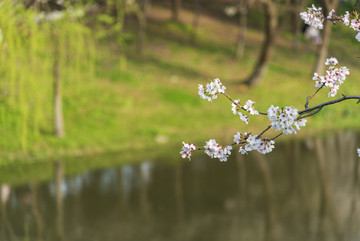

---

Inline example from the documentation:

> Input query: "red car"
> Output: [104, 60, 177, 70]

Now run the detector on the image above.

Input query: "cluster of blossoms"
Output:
[300, 5, 324, 29]
[313, 57, 350, 97]
[300, 5, 360, 41]
[198, 78, 226, 101]
[234, 133, 275, 155]
[231, 99, 259, 124]
[182, 77, 307, 161]
[358, 148, 360, 157]
[180, 142, 196, 160]
[267, 105, 307, 134]
[204, 139, 232, 162]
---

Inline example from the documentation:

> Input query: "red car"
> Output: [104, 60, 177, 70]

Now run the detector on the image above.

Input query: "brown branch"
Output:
[299, 95, 360, 115]
[297, 107, 323, 120]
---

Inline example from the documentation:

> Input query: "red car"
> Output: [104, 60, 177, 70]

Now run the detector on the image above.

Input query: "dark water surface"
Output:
[1, 132, 360, 241]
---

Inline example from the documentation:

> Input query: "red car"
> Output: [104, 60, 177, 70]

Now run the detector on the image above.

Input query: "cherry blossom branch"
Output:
[300, 5, 360, 41]
[180, 5, 360, 162]
[299, 95, 360, 116]
[182, 57, 356, 161]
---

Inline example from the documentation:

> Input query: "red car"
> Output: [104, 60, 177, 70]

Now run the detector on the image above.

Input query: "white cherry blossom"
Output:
[243, 100, 259, 115]
[204, 139, 232, 162]
[314, 58, 350, 97]
[180, 142, 196, 160]
[267, 105, 304, 134]
[233, 132, 242, 144]
[342, 11, 351, 26]
[238, 146, 247, 154]
[327, 9, 335, 19]
[238, 112, 249, 124]
[257, 139, 275, 154]
[325, 57, 338, 65]
[356, 32, 360, 42]
[300, 4, 324, 29]
[231, 99, 240, 114]
[198, 78, 226, 101]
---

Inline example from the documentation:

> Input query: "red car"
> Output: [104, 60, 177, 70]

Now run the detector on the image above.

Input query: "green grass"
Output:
[1, 5, 360, 165]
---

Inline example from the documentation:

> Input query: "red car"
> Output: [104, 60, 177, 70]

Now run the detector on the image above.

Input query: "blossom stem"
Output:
[271, 132, 283, 140]
[221, 92, 237, 104]
[221, 92, 267, 115]
[305, 84, 324, 109]
[257, 125, 272, 138]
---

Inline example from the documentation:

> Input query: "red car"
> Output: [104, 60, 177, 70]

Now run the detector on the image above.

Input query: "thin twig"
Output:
[256, 125, 272, 139]
[352, 0, 360, 12]
[221, 92, 237, 104]
[221, 93, 267, 115]
[270, 132, 283, 141]
[305, 84, 324, 109]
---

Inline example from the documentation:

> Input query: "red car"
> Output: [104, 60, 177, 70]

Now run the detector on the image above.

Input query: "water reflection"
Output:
[0, 132, 360, 241]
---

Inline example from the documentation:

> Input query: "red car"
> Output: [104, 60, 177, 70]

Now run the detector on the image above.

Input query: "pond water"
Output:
[0, 132, 360, 241]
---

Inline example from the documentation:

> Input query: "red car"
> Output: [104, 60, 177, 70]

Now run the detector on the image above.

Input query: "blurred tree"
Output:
[103, 0, 146, 54]
[236, 0, 249, 58]
[190, 0, 200, 43]
[244, 0, 278, 86]
[292, 0, 304, 49]
[313, 0, 340, 74]
[171, 0, 182, 21]
[134, 0, 147, 54]
[0, 1, 94, 148]
[52, 31, 64, 138]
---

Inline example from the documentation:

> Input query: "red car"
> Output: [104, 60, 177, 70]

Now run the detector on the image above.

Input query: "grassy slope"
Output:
[1, 5, 360, 164]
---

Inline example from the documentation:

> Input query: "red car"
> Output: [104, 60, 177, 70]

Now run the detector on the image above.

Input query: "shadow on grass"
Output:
[129, 54, 210, 79]
[146, 18, 236, 58]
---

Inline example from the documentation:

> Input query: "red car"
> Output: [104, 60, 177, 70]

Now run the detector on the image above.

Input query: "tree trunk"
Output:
[244, 0, 277, 86]
[313, 0, 340, 73]
[171, 0, 181, 21]
[235, 0, 248, 58]
[292, 0, 303, 49]
[190, 0, 200, 43]
[277, 0, 291, 33]
[313, 20, 332, 74]
[137, 0, 147, 54]
[53, 35, 64, 138]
